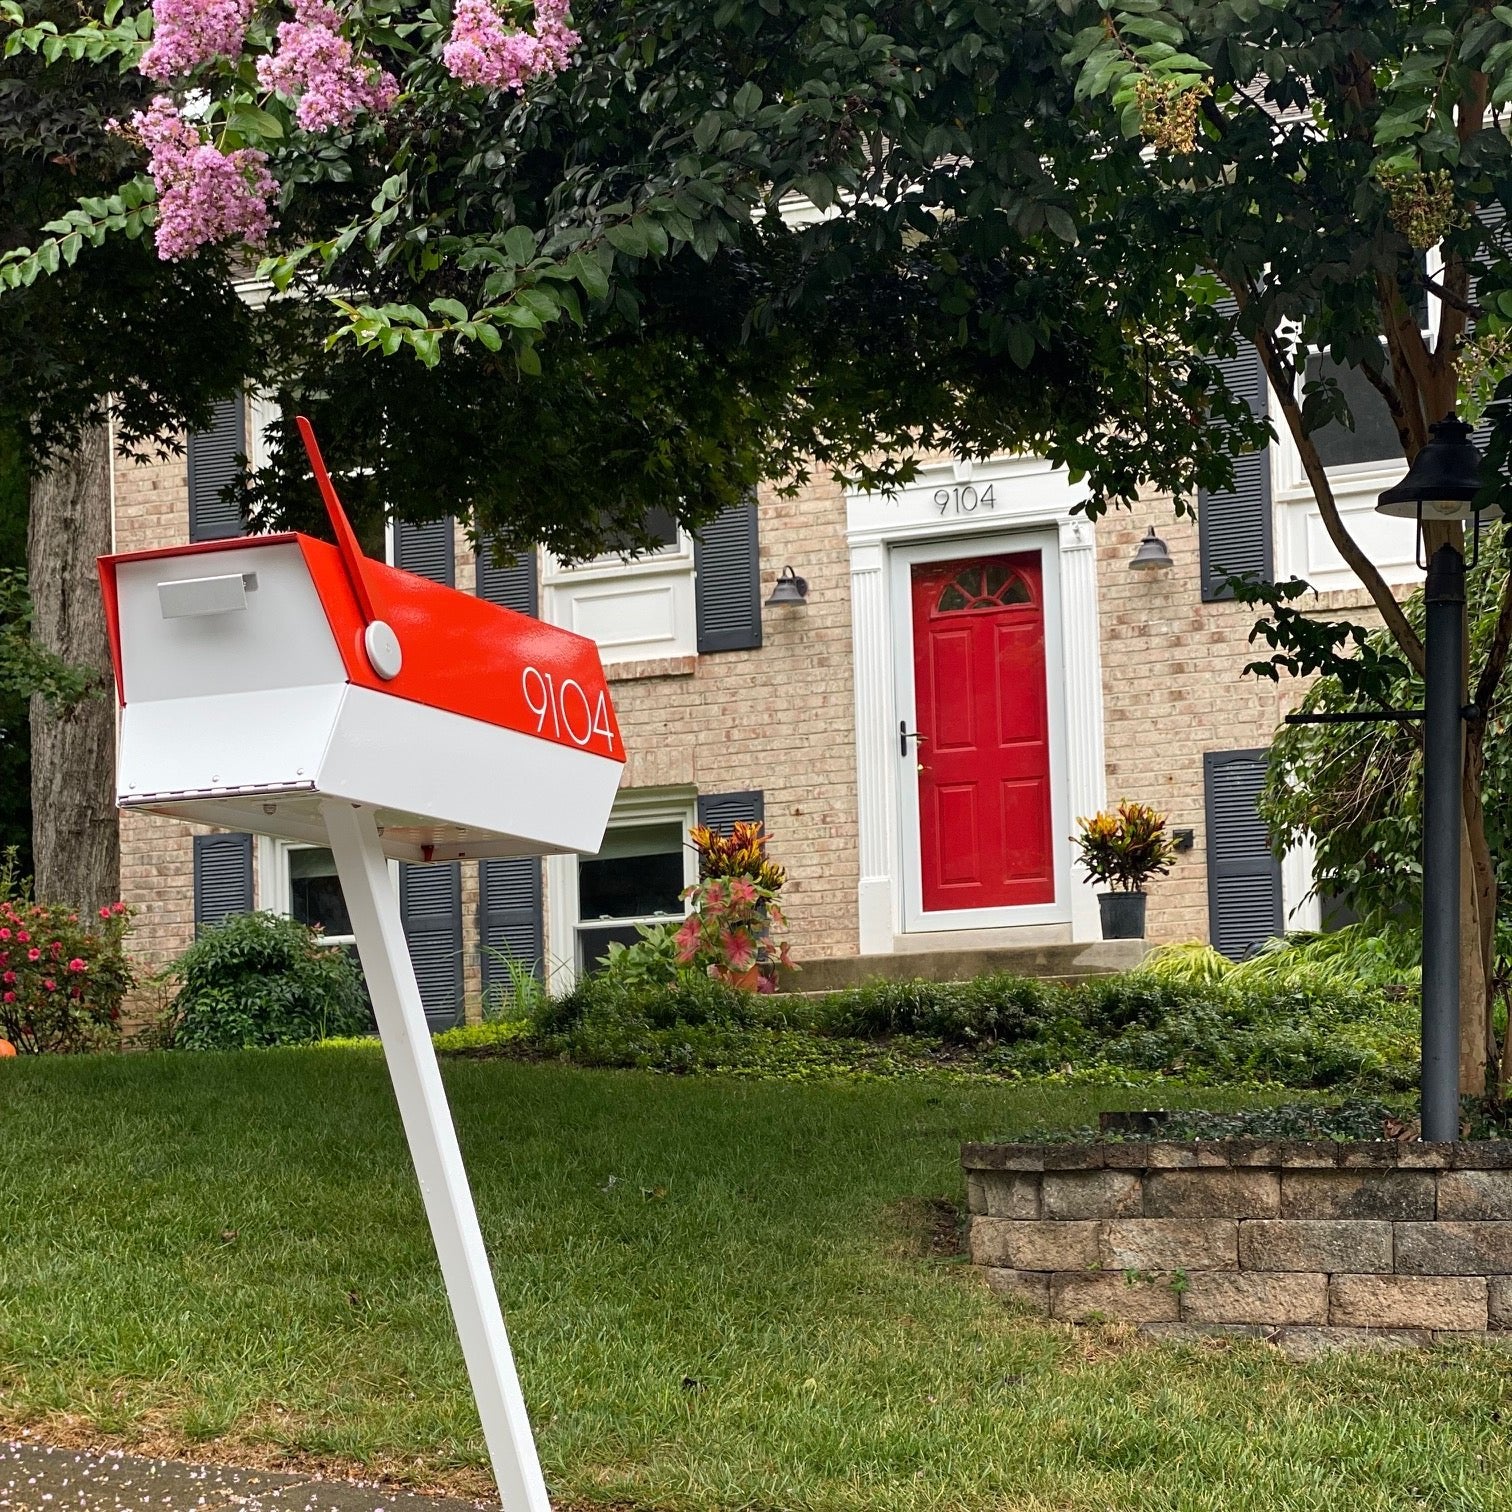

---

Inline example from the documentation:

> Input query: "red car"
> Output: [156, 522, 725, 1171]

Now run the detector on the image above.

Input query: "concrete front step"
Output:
[783, 939, 1147, 993]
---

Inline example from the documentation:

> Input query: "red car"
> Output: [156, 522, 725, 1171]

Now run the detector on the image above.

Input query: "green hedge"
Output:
[481, 956, 1418, 1092]
[156, 912, 373, 1050]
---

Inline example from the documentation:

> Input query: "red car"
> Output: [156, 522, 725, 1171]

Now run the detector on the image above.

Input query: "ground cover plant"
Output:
[5, 1049, 1512, 1512]
[496, 928, 1421, 1094]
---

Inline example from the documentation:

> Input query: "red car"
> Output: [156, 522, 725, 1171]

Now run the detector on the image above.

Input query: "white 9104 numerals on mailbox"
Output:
[522, 665, 615, 751]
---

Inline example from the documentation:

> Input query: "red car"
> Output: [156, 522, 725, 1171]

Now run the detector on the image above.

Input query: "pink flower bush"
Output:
[257, 0, 399, 133]
[130, 97, 277, 260]
[442, 0, 578, 91]
[141, 0, 254, 80]
[0, 897, 132, 1053]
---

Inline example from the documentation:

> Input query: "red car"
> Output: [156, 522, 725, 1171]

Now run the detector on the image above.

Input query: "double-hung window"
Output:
[546, 793, 697, 978]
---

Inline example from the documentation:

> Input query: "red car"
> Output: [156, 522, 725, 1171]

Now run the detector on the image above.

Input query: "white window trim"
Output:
[541, 529, 691, 585]
[544, 787, 697, 991]
[1270, 248, 1441, 591]
[255, 834, 393, 949]
[542, 532, 697, 663]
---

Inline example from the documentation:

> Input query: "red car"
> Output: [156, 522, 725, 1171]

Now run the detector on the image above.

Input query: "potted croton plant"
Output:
[1073, 800, 1177, 940]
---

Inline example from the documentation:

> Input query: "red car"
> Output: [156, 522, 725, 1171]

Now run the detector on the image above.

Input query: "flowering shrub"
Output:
[443, 0, 577, 92]
[0, 898, 133, 1053]
[124, 97, 276, 261]
[257, 0, 399, 133]
[1073, 800, 1177, 893]
[123, 0, 576, 261]
[140, 0, 254, 80]
[675, 822, 793, 992]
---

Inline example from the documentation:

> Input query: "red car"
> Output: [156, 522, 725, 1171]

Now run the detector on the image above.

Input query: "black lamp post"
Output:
[1377, 414, 1494, 1141]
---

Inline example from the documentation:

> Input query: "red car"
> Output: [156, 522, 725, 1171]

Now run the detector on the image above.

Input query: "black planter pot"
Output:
[1097, 890, 1147, 940]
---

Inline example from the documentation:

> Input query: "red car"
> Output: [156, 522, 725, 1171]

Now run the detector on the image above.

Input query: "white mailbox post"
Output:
[98, 419, 626, 1511]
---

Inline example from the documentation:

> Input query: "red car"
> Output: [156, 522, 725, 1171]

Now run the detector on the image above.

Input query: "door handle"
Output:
[899, 721, 927, 757]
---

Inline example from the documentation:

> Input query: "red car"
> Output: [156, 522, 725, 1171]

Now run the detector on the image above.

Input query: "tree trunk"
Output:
[1464, 716, 1497, 1096]
[27, 423, 118, 913]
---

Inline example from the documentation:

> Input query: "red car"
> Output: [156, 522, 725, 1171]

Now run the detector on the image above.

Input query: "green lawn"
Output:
[1, 1050, 1510, 1511]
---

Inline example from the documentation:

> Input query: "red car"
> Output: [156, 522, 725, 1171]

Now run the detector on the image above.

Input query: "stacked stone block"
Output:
[964, 1139, 1512, 1343]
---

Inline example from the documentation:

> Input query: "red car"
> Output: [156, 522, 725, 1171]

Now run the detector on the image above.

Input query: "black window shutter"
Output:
[479, 857, 544, 999]
[400, 862, 464, 1029]
[694, 494, 762, 653]
[472, 548, 539, 1004]
[193, 832, 253, 928]
[395, 518, 455, 585]
[187, 395, 247, 543]
[1203, 749, 1283, 960]
[476, 543, 537, 616]
[1199, 301, 1271, 602]
[697, 790, 765, 834]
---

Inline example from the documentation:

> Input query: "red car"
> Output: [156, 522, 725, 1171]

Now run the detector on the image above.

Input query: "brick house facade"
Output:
[108, 335, 1421, 1023]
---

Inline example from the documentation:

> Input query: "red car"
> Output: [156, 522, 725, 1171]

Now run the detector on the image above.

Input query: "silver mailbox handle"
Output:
[158, 572, 257, 619]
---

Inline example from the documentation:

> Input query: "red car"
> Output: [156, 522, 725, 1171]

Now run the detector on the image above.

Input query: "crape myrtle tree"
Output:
[0, 6, 255, 911]
[1051, 0, 1512, 1097]
[12, 0, 1512, 1089]
[0, 0, 1253, 558]
[0, 0, 1256, 918]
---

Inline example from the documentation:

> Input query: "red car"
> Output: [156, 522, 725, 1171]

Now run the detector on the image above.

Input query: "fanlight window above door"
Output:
[934, 562, 1033, 613]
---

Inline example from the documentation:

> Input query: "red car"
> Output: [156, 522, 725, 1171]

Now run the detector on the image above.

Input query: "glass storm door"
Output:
[909, 551, 1056, 913]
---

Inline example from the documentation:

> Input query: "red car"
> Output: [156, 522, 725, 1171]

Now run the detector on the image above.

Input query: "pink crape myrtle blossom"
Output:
[141, 0, 255, 80]
[442, 0, 578, 91]
[257, 0, 400, 134]
[130, 97, 277, 260]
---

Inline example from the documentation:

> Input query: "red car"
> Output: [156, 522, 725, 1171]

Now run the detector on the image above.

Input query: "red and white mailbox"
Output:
[100, 429, 623, 860]
[98, 419, 625, 1512]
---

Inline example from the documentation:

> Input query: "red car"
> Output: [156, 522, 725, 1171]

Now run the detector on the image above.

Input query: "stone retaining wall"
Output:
[963, 1139, 1512, 1345]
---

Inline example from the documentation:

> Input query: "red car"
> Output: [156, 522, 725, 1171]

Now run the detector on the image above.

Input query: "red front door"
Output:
[910, 551, 1055, 913]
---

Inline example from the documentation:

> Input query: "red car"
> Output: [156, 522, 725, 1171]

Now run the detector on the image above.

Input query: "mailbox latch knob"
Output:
[364, 620, 403, 680]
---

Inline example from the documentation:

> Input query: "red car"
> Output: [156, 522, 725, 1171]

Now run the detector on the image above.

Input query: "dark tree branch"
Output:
[1422, 271, 1483, 321]
[1356, 357, 1416, 458]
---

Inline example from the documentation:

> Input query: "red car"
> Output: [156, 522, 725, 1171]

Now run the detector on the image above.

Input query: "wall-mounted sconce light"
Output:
[765, 565, 809, 607]
[1129, 526, 1175, 571]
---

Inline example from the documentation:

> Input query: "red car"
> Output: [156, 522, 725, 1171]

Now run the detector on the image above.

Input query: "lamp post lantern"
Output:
[1377, 414, 1496, 1142]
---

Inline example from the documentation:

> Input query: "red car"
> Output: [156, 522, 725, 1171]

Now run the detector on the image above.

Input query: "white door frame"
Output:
[891, 531, 1071, 933]
[847, 456, 1107, 952]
